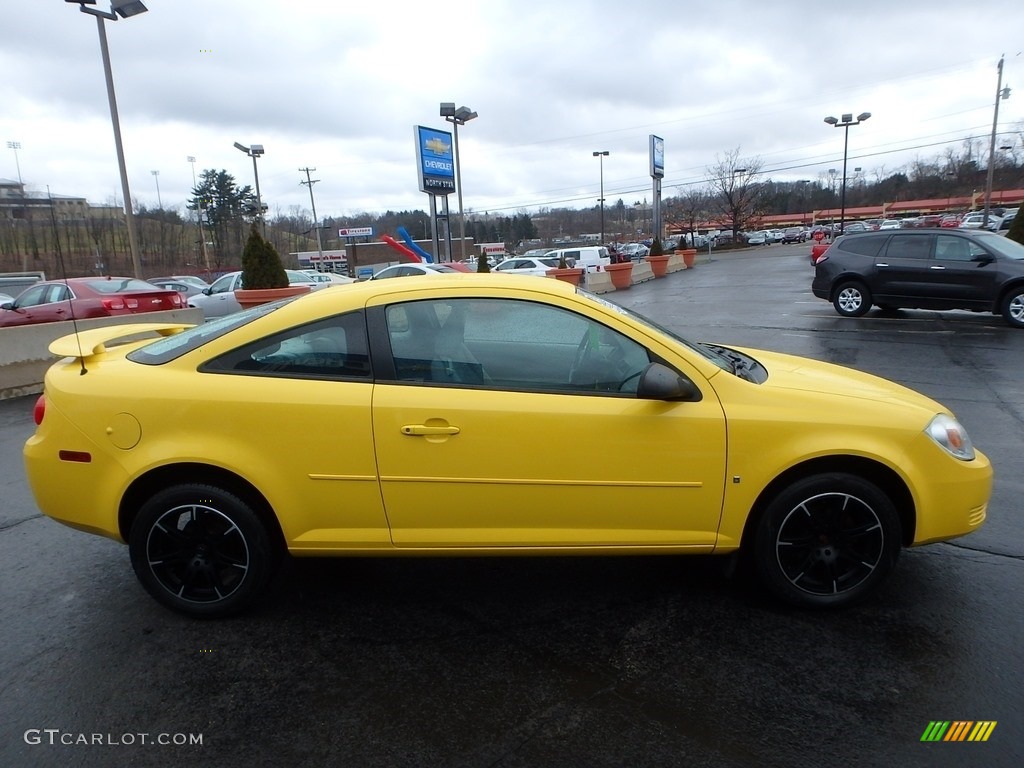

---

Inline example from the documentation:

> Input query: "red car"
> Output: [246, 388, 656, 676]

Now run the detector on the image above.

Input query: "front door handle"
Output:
[930, 265, 946, 270]
[401, 424, 461, 436]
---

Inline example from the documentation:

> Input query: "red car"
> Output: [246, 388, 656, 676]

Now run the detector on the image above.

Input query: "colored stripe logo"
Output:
[921, 721, 997, 742]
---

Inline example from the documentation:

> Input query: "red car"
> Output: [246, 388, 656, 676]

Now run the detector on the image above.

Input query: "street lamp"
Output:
[6, 141, 23, 187]
[68, 0, 148, 278]
[824, 111, 871, 235]
[440, 102, 477, 261]
[233, 141, 265, 235]
[150, 169, 161, 208]
[593, 151, 609, 247]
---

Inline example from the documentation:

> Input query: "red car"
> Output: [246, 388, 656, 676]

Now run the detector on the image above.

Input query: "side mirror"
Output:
[972, 254, 995, 265]
[0, 302, 12, 311]
[636, 362, 701, 401]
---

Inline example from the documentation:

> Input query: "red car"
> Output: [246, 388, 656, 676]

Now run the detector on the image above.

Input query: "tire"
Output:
[129, 484, 276, 618]
[1001, 286, 1024, 328]
[832, 281, 872, 317]
[753, 473, 901, 608]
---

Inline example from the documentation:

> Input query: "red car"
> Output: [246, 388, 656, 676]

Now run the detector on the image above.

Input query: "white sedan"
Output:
[493, 256, 562, 276]
[371, 263, 464, 280]
[302, 270, 357, 286]
[188, 270, 320, 319]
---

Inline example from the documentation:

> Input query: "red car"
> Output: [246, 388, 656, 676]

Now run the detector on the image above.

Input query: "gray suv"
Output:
[811, 229, 1024, 327]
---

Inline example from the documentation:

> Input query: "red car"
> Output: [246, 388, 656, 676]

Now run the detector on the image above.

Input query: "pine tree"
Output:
[241, 224, 288, 289]
[1006, 211, 1023, 246]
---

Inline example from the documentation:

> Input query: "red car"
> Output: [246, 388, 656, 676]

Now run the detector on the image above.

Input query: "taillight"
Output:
[813, 254, 829, 265]
[171, 294, 183, 306]
[102, 298, 126, 311]
[125, 298, 139, 310]
[33, 394, 45, 425]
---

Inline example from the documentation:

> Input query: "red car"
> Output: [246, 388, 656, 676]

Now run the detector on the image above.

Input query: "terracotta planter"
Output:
[545, 267, 584, 287]
[645, 254, 671, 278]
[235, 285, 311, 309]
[604, 261, 634, 289]
[676, 248, 697, 268]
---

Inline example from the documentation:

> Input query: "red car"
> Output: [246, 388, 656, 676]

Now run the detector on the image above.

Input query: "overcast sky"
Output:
[2, 0, 1022, 224]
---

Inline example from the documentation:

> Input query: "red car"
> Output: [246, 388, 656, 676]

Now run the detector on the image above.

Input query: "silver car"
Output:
[188, 270, 317, 318]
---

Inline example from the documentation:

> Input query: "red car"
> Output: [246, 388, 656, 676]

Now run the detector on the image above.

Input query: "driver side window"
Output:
[385, 298, 650, 394]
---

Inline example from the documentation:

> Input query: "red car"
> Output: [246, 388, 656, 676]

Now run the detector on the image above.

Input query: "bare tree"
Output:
[706, 148, 766, 238]
[668, 186, 710, 245]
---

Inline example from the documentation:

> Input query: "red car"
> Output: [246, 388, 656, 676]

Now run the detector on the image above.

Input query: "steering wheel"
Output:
[568, 331, 597, 386]
[570, 328, 635, 391]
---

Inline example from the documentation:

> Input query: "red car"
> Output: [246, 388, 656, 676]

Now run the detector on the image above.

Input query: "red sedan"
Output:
[0, 277, 184, 328]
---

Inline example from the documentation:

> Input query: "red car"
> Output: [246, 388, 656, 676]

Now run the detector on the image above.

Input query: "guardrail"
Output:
[0, 308, 203, 400]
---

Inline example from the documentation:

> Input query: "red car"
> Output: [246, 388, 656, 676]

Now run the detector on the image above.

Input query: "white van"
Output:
[543, 246, 611, 272]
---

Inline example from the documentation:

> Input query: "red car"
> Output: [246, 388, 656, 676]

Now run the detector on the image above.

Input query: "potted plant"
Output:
[546, 252, 585, 286]
[644, 237, 671, 278]
[235, 225, 311, 309]
[604, 255, 634, 289]
[674, 235, 697, 268]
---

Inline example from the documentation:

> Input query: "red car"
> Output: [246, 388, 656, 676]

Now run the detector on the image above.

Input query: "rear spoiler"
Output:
[49, 323, 194, 361]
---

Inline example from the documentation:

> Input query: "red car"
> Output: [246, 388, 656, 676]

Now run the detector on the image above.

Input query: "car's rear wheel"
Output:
[832, 281, 872, 317]
[1001, 287, 1024, 328]
[753, 473, 901, 608]
[129, 484, 276, 618]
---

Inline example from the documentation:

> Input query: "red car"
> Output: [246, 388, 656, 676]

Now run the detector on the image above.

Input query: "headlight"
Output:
[925, 414, 975, 460]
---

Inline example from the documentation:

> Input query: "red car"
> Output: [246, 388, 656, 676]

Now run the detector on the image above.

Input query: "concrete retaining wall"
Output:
[0, 308, 203, 400]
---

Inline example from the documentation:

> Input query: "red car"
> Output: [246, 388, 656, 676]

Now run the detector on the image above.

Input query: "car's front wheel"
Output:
[129, 484, 276, 618]
[753, 473, 901, 608]
[832, 281, 872, 317]
[1001, 286, 1024, 328]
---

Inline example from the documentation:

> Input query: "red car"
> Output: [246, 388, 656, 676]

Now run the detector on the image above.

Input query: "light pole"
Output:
[150, 170, 161, 208]
[824, 111, 871, 235]
[6, 141, 23, 187]
[233, 142, 265, 235]
[70, 0, 148, 278]
[593, 151, 609, 247]
[440, 102, 477, 261]
[7, 141, 27, 271]
[187, 155, 210, 273]
[983, 55, 1011, 227]
[796, 179, 811, 225]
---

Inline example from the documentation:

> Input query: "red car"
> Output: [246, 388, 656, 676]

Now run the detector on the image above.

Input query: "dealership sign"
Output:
[414, 125, 456, 195]
[338, 227, 373, 237]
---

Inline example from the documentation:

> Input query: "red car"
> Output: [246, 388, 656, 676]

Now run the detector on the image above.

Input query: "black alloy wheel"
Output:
[754, 473, 901, 608]
[129, 484, 275, 618]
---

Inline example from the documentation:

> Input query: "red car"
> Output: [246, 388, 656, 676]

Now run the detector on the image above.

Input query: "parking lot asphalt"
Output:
[1, 244, 1021, 767]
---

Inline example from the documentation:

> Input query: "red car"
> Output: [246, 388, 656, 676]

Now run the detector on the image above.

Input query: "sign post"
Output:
[414, 126, 455, 262]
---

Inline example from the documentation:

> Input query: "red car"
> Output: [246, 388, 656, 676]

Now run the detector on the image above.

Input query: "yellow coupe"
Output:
[24, 275, 991, 616]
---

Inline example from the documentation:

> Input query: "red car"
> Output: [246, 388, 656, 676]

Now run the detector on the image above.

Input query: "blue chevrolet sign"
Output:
[415, 125, 455, 195]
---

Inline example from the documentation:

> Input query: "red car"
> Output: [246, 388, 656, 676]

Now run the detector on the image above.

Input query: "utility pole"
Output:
[982, 55, 1010, 228]
[299, 167, 324, 267]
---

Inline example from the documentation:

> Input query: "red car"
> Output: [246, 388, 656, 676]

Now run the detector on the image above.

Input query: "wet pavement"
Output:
[1, 245, 1021, 767]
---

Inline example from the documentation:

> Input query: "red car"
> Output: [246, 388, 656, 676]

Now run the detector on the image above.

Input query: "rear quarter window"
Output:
[837, 235, 887, 258]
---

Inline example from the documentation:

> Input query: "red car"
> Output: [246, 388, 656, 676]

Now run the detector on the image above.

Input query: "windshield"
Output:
[85, 278, 161, 294]
[975, 232, 1024, 260]
[127, 300, 288, 365]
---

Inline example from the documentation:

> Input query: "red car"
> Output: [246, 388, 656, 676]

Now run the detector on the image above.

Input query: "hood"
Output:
[736, 347, 944, 415]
